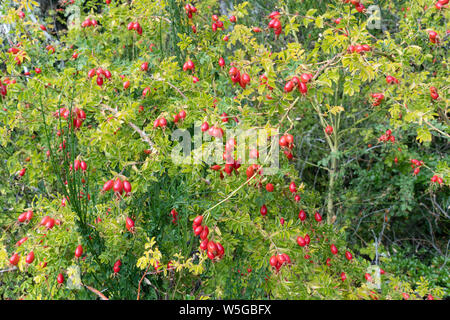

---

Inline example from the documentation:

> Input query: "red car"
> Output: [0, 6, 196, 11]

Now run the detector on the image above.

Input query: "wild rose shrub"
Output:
[0, 0, 448, 300]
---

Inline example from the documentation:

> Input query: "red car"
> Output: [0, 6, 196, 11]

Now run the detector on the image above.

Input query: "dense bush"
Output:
[0, 0, 448, 300]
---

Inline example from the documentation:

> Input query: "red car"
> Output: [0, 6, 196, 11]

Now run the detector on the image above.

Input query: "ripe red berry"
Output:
[103, 179, 114, 191]
[200, 226, 209, 240]
[314, 212, 322, 222]
[330, 244, 338, 255]
[75, 245, 83, 258]
[9, 253, 20, 265]
[113, 178, 123, 193]
[260, 204, 268, 216]
[298, 210, 306, 221]
[266, 183, 274, 192]
[178, 110, 186, 119]
[19, 168, 26, 176]
[201, 122, 209, 132]
[141, 62, 149, 71]
[123, 181, 132, 194]
[26, 251, 35, 264]
[269, 256, 277, 267]
[158, 118, 167, 128]
[200, 239, 209, 251]
[297, 236, 306, 247]
[194, 225, 203, 236]
[126, 217, 135, 232]
[18, 212, 27, 223]
[216, 243, 225, 257]
[298, 82, 308, 95]
[345, 251, 353, 260]
[284, 81, 295, 93]
[304, 234, 310, 245]
[207, 241, 218, 255]
[57, 273, 64, 284]
[193, 215, 203, 227]
[289, 182, 297, 193]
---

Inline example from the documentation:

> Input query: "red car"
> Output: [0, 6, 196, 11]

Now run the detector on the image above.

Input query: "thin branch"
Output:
[101, 104, 158, 155]
[83, 284, 109, 300]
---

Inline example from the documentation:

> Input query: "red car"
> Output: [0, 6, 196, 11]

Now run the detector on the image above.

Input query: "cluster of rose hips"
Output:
[267, 11, 282, 36]
[203, 123, 224, 138]
[428, 30, 439, 44]
[53, 106, 86, 129]
[0, 80, 7, 98]
[259, 74, 275, 99]
[69, 159, 88, 172]
[410, 159, 424, 176]
[183, 59, 195, 72]
[81, 17, 98, 28]
[87, 67, 112, 87]
[279, 133, 295, 160]
[184, 3, 197, 19]
[371, 93, 385, 106]
[211, 15, 224, 32]
[259, 74, 273, 90]
[228, 66, 251, 89]
[347, 44, 371, 54]
[45, 45, 55, 54]
[284, 73, 312, 95]
[10, 249, 37, 266]
[40, 215, 62, 230]
[245, 164, 262, 182]
[434, 0, 448, 10]
[170, 209, 178, 224]
[1, 77, 16, 86]
[430, 86, 439, 100]
[7, 45, 27, 65]
[296, 209, 306, 222]
[269, 253, 292, 272]
[289, 182, 305, 203]
[343, 0, 365, 12]
[173, 110, 187, 123]
[212, 162, 242, 179]
[9, 214, 62, 267]
[10, 212, 64, 267]
[296, 234, 311, 247]
[17, 210, 33, 224]
[103, 177, 132, 196]
[430, 175, 444, 185]
[193, 215, 225, 261]
[378, 129, 395, 143]
[127, 21, 143, 35]
[386, 75, 400, 84]
[212, 138, 242, 176]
